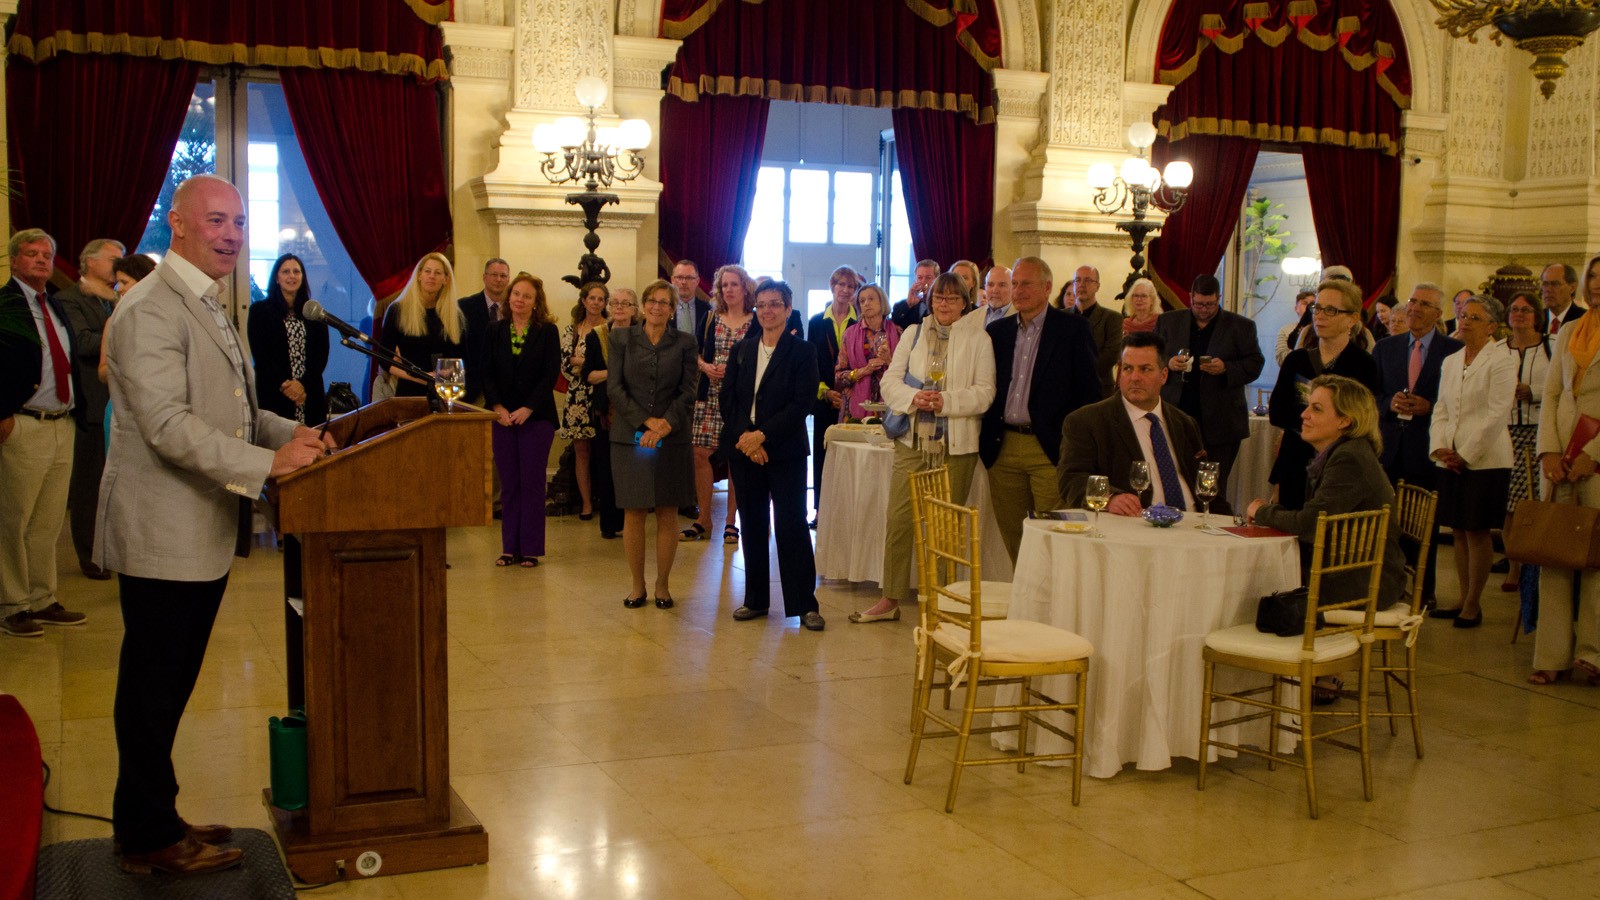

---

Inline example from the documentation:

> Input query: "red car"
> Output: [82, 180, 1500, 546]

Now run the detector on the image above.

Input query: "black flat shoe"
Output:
[1428, 607, 1461, 620]
[655, 596, 675, 610]
[732, 605, 768, 621]
[1453, 614, 1483, 629]
[623, 595, 647, 609]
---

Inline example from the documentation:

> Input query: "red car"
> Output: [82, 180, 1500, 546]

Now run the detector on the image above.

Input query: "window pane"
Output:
[788, 169, 829, 243]
[807, 289, 832, 321]
[136, 82, 217, 258]
[832, 171, 873, 245]
[242, 81, 373, 397]
[742, 166, 786, 280]
[887, 169, 914, 302]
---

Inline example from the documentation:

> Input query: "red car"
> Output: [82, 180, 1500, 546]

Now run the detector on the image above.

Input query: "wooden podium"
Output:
[263, 397, 492, 881]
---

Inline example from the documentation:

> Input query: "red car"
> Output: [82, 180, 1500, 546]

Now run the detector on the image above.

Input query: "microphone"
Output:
[301, 300, 370, 344]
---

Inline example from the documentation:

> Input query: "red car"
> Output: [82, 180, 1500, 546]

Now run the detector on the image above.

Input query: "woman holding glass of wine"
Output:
[483, 273, 561, 567]
[380, 252, 466, 397]
[834, 283, 901, 421]
[850, 273, 995, 623]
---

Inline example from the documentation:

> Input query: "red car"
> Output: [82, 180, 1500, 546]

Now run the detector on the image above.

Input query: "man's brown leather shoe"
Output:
[181, 819, 233, 845]
[118, 835, 244, 876]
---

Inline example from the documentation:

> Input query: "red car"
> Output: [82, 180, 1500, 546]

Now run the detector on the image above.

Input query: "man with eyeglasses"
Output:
[668, 259, 711, 342]
[1154, 273, 1264, 499]
[1373, 281, 1461, 609]
[1541, 263, 1586, 335]
[1064, 266, 1123, 397]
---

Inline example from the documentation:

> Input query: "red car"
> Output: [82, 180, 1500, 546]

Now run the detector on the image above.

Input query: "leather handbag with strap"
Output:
[1506, 482, 1600, 571]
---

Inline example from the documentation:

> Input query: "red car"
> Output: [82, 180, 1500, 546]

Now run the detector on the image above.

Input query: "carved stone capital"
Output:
[613, 35, 681, 93]
[471, 174, 661, 229]
[1122, 81, 1173, 131]
[992, 68, 1049, 120]
[441, 22, 515, 82]
[512, 0, 614, 112]
[1043, 0, 1124, 150]
[1402, 111, 1448, 159]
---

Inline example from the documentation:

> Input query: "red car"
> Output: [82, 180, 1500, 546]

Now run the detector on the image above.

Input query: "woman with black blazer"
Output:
[720, 280, 824, 631]
[247, 254, 329, 424]
[582, 287, 641, 540]
[483, 272, 561, 567]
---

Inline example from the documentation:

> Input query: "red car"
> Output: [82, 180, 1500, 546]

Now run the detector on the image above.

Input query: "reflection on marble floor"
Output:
[7, 517, 1600, 899]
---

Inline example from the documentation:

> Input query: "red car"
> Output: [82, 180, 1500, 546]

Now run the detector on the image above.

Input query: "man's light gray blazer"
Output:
[95, 260, 299, 582]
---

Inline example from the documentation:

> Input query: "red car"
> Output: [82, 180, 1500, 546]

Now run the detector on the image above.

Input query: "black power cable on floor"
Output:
[39, 760, 114, 825]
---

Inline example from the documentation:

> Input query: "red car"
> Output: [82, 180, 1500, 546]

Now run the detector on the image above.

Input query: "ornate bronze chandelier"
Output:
[1429, 0, 1600, 98]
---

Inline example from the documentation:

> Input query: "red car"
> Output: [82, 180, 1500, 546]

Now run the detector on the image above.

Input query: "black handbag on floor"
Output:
[1255, 587, 1318, 637]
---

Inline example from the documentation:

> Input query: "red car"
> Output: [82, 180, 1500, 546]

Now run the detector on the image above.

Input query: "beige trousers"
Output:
[1532, 477, 1600, 672]
[986, 431, 1062, 563]
[0, 415, 75, 615]
[880, 443, 976, 603]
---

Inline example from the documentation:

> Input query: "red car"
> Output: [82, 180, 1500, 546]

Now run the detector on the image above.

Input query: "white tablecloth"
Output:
[1228, 415, 1280, 512]
[814, 441, 1013, 585]
[994, 514, 1298, 778]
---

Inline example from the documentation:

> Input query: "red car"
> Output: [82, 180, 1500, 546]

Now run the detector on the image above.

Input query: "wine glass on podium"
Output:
[434, 358, 465, 412]
[1085, 475, 1111, 538]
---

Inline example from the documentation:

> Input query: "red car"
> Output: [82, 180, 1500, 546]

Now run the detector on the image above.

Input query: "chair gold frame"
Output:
[1198, 506, 1389, 819]
[907, 467, 1012, 729]
[1374, 481, 1436, 757]
[905, 497, 1092, 812]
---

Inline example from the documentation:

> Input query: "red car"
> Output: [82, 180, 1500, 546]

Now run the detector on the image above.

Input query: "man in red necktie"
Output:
[0, 228, 90, 637]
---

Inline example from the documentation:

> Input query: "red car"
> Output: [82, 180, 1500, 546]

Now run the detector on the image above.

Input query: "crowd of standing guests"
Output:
[6, 238, 1600, 689]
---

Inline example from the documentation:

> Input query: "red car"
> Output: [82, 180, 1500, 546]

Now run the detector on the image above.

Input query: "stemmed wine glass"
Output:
[1085, 475, 1111, 538]
[1129, 461, 1150, 507]
[434, 357, 465, 412]
[1195, 461, 1220, 529]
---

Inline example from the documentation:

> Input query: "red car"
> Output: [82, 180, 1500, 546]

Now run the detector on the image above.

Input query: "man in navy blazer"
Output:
[668, 259, 712, 344]
[981, 257, 1102, 561]
[457, 258, 510, 403]
[805, 265, 858, 521]
[1373, 281, 1461, 606]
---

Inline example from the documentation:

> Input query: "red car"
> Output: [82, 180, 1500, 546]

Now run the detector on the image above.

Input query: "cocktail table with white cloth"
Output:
[814, 440, 1013, 584]
[994, 514, 1298, 778]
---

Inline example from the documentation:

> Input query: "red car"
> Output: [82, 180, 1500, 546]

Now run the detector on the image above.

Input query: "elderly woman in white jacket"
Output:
[850, 273, 996, 623]
[1429, 294, 1516, 628]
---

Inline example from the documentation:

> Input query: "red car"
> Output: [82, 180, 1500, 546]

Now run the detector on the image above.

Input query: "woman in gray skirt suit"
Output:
[610, 279, 700, 609]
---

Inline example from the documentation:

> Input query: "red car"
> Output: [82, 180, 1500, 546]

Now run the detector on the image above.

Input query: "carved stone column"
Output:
[441, 21, 515, 280]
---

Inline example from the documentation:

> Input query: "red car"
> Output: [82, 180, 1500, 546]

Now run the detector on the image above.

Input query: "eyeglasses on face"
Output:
[1310, 303, 1353, 317]
[1459, 313, 1493, 325]
[1407, 299, 1440, 310]
[753, 300, 787, 311]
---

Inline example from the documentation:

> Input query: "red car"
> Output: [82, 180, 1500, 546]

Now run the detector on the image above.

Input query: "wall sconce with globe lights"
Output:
[1086, 122, 1195, 298]
[531, 76, 653, 291]
[1280, 256, 1324, 290]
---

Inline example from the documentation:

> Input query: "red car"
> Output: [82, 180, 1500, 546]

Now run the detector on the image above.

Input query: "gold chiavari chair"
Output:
[905, 497, 1093, 812]
[1322, 482, 1435, 758]
[1198, 507, 1389, 819]
[907, 467, 1013, 728]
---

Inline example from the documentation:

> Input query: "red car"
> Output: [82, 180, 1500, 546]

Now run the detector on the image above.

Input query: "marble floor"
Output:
[6, 514, 1600, 900]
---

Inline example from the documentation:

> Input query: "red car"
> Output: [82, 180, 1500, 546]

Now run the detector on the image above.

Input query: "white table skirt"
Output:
[994, 514, 1299, 778]
[814, 441, 1013, 585]
[1228, 415, 1280, 512]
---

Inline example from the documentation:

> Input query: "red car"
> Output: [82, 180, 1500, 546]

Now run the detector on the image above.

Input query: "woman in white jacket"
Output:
[1429, 294, 1516, 628]
[850, 273, 995, 623]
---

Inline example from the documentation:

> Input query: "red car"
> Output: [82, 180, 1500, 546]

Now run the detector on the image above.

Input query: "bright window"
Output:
[787, 169, 830, 243]
[742, 166, 787, 280]
[831, 171, 873, 245]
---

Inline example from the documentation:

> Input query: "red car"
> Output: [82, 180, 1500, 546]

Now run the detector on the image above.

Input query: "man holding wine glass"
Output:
[1057, 332, 1215, 517]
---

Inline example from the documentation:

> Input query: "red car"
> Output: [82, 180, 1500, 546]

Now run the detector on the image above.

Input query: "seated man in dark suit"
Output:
[1058, 331, 1211, 515]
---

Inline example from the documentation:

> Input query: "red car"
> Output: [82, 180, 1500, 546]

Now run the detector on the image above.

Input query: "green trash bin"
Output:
[268, 713, 308, 810]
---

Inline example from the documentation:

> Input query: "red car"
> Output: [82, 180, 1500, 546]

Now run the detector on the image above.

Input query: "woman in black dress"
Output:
[721, 280, 825, 631]
[247, 254, 329, 425]
[610, 280, 699, 609]
[1268, 278, 1380, 510]
[380, 252, 466, 396]
[484, 272, 561, 567]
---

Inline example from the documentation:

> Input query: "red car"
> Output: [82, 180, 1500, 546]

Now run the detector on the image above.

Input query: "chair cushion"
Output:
[932, 619, 1093, 663]
[1204, 623, 1360, 664]
[942, 580, 1012, 618]
[1324, 602, 1409, 627]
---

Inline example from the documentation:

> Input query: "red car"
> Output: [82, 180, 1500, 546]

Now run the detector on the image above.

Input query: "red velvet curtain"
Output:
[8, 0, 448, 80]
[663, 0, 999, 123]
[1154, 0, 1410, 155]
[280, 67, 452, 300]
[658, 93, 772, 289]
[891, 107, 995, 268]
[1300, 142, 1401, 304]
[1147, 135, 1260, 308]
[6, 53, 199, 278]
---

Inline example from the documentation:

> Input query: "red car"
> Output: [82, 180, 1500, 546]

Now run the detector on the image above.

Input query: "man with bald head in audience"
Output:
[99, 174, 330, 876]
